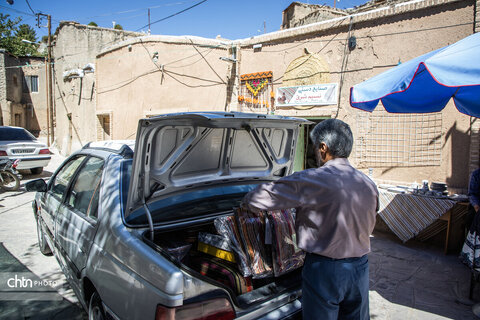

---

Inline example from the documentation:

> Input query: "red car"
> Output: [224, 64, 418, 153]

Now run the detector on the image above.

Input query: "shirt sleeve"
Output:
[241, 172, 305, 212]
[469, 169, 480, 207]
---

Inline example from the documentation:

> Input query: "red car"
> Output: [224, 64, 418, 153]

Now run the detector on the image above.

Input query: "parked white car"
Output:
[0, 126, 51, 174]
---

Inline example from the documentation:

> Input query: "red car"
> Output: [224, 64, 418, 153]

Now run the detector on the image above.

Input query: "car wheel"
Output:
[0, 171, 20, 191]
[31, 167, 43, 175]
[89, 292, 106, 320]
[36, 216, 52, 256]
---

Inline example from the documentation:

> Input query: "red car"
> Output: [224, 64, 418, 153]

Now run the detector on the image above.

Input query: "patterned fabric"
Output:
[268, 209, 305, 276]
[378, 190, 456, 242]
[469, 168, 480, 207]
[214, 215, 252, 277]
[460, 231, 480, 269]
[235, 208, 273, 278]
[416, 203, 469, 241]
[460, 207, 480, 269]
[215, 208, 304, 278]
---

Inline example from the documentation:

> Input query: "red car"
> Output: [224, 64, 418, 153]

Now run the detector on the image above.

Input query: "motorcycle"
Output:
[0, 159, 22, 191]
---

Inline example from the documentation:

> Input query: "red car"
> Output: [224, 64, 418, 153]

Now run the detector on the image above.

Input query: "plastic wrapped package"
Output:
[197, 232, 236, 263]
[235, 208, 273, 279]
[156, 239, 192, 262]
[214, 216, 252, 277]
[267, 209, 305, 276]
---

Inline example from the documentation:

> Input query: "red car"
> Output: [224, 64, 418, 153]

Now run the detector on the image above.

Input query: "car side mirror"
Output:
[25, 179, 47, 192]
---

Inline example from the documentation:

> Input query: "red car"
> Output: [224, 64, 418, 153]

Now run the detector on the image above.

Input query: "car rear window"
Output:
[0, 127, 36, 141]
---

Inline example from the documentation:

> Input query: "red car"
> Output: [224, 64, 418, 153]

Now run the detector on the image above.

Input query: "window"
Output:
[66, 157, 104, 219]
[0, 127, 35, 141]
[96, 113, 112, 140]
[23, 75, 39, 93]
[50, 156, 86, 200]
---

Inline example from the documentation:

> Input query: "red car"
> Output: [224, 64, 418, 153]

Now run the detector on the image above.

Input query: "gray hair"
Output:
[309, 119, 353, 158]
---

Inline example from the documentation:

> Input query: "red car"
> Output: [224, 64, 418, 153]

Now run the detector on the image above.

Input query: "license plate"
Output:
[12, 149, 35, 154]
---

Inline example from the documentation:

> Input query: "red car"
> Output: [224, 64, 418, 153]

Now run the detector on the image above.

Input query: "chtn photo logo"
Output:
[7, 275, 33, 288]
[2, 274, 58, 289]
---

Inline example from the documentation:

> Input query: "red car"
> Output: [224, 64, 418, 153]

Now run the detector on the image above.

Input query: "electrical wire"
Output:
[0, 4, 36, 17]
[25, 0, 36, 15]
[135, 0, 207, 32]
[83, 1, 195, 19]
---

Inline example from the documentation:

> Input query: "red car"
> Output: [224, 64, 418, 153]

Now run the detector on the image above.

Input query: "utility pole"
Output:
[37, 13, 54, 145]
[148, 8, 151, 35]
[44, 56, 50, 146]
[47, 15, 54, 145]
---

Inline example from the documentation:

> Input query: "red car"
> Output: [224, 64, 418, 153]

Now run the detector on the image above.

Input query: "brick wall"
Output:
[469, 119, 480, 174]
[476, 0, 480, 32]
[468, 0, 479, 177]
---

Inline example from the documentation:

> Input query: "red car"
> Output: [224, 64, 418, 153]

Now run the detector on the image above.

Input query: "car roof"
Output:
[0, 126, 28, 130]
[82, 140, 135, 158]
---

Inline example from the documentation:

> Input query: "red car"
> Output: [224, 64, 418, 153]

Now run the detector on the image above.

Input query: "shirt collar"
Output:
[322, 157, 351, 168]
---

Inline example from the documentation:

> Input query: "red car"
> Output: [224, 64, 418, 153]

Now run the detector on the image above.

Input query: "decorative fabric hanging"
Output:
[238, 71, 274, 113]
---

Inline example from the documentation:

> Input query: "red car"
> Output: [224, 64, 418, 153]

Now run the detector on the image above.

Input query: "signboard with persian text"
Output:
[276, 84, 338, 107]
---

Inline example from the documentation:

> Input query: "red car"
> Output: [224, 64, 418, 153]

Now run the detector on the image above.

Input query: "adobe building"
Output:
[52, 22, 142, 154]
[0, 49, 48, 136]
[93, 0, 478, 193]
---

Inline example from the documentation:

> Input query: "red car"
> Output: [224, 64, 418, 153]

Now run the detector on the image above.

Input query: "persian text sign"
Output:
[276, 84, 338, 107]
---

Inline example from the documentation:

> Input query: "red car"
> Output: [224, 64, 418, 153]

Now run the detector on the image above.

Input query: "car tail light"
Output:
[0, 150, 7, 156]
[39, 148, 50, 154]
[155, 298, 235, 320]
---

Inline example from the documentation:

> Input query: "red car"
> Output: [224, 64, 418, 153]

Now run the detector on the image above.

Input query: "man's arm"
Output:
[469, 170, 480, 212]
[242, 172, 304, 212]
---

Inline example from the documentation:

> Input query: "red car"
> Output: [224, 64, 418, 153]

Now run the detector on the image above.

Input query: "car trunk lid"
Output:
[125, 112, 309, 221]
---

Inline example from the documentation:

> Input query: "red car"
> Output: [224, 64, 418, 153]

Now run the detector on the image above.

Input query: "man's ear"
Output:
[319, 142, 328, 153]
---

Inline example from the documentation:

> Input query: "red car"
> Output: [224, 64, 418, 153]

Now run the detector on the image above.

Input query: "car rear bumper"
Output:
[14, 157, 51, 170]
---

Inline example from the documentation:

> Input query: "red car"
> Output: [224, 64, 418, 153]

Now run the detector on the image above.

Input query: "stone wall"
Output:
[476, 0, 480, 31]
[281, 2, 348, 29]
[468, 0, 480, 177]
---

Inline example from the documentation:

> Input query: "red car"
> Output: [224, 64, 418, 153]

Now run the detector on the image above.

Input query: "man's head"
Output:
[309, 119, 353, 166]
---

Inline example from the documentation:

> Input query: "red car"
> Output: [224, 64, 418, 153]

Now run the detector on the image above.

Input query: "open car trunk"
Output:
[142, 211, 303, 309]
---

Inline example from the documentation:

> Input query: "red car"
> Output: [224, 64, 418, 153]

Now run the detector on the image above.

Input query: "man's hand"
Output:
[475, 204, 480, 212]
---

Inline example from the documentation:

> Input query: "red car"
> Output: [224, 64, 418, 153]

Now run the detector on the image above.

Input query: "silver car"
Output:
[0, 126, 51, 174]
[26, 112, 308, 320]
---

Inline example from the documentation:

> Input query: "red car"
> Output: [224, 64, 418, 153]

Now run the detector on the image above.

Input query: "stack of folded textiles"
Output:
[267, 209, 305, 276]
[214, 207, 304, 279]
[214, 215, 252, 277]
[235, 208, 273, 278]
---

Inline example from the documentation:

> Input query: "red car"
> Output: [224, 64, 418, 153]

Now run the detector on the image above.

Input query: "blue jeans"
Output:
[302, 253, 369, 320]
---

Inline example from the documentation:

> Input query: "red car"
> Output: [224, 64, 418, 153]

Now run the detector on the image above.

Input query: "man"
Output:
[241, 119, 378, 320]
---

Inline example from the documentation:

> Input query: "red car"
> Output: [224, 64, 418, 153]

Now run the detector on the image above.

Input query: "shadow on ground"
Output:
[0, 243, 86, 320]
[370, 231, 476, 319]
